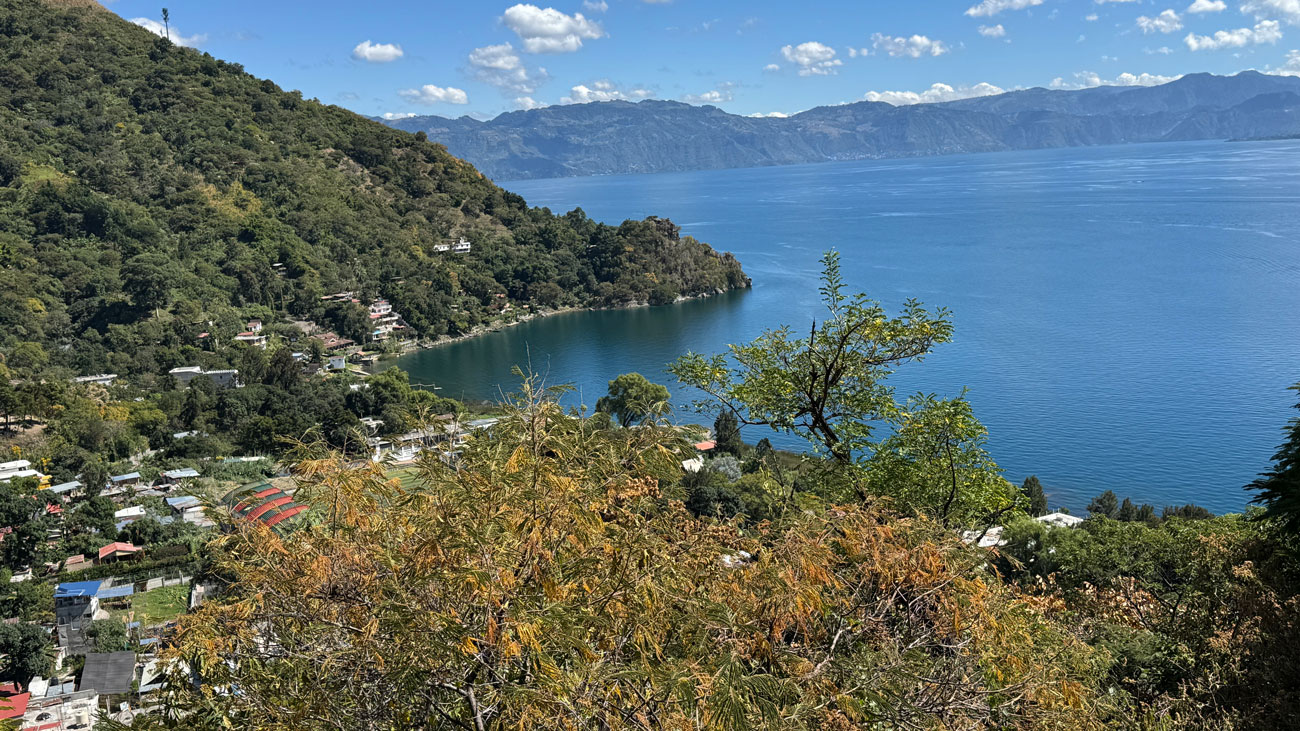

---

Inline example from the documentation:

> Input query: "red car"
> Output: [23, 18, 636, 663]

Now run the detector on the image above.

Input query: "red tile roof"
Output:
[97, 542, 140, 560]
[694, 440, 717, 451]
[0, 690, 29, 720]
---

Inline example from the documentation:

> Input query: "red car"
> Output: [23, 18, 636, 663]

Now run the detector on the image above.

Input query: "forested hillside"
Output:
[0, 0, 747, 380]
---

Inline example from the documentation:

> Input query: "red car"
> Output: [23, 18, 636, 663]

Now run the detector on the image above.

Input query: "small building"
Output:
[96, 542, 141, 564]
[0, 683, 29, 726]
[1036, 512, 1085, 529]
[55, 580, 102, 651]
[693, 440, 717, 453]
[0, 460, 50, 487]
[48, 481, 82, 500]
[79, 651, 137, 695]
[22, 677, 99, 730]
[109, 472, 141, 488]
[233, 332, 269, 349]
[60, 555, 92, 573]
[169, 366, 240, 390]
[72, 373, 118, 387]
[165, 496, 208, 525]
[247, 319, 263, 333]
[327, 354, 347, 372]
[157, 468, 200, 486]
[313, 331, 355, 352]
[451, 238, 472, 253]
[432, 243, 451, 253]
[112, 506, 145, 524]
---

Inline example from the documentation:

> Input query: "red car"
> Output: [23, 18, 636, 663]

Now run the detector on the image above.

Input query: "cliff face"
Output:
[381, 72, 1300, 180]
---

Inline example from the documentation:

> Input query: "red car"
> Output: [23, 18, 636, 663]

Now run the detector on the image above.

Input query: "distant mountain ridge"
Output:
[379, 72, 1300, 180]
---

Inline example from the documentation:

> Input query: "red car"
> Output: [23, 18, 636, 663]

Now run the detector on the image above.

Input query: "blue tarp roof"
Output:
[55, 580, 103, 598]
[96, 585, 134, 599]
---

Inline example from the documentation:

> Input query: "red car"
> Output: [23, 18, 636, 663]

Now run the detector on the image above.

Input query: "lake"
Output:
[394, 140, 1300, 514]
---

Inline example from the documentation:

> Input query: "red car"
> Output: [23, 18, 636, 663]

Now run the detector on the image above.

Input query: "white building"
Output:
[451, 238, 472, 254]
[72, 374, 117, 386]
[169, 367, 240, 389]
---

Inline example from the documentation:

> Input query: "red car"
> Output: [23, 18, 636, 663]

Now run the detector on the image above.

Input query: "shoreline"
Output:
[396, 286, 746, 354]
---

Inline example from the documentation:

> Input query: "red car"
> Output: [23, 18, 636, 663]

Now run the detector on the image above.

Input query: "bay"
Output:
[394, 140, 1300, 514]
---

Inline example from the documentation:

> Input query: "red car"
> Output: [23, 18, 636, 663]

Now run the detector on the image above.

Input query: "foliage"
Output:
[87, 618, 127, 653]
[152, 381, 1113, 729]
[1248, 383, 1300, 536]
[1021, 475, 1048, 517]
[671, 251, 951, 467]
[712, 409, 743, 457]
[0, 621, 49, 689]
[0, 0, 745, 384]
[593, 372, 670, 427]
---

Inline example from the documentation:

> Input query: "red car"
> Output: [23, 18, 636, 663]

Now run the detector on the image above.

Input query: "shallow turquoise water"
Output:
[395, 140, 1300, 514]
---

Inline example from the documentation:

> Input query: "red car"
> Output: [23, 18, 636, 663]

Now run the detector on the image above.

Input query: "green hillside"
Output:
[0, 0, 748, 378]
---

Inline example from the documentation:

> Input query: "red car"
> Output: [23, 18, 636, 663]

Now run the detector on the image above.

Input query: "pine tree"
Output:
[1117, 497, 1138, 522]
[713, 409, 743, 457]
[1021, 476, 1048, 516]
[1087, 490, 1119, 519]
[1249, 384, 1300, 536]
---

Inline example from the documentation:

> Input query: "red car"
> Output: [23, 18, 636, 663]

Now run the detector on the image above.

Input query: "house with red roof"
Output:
[96, 542, 140, 564]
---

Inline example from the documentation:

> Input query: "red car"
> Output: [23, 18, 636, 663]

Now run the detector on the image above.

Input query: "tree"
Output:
[594, 372, 670, 427]
[865, 395, 1020, 529]
[671, 251, 952, 467]
[1117, 497, 1138, 522]
[1022, 475, 1048, 517]
[150, 380, 1113, 730]
[1249, 383, 1300, 536]
[121, 253, 179, 314]
[712, 409, 743, 457]
[0, 622, 51, 690]
[87, 619, 127, 653]
[1088, 490, 1119, 519]
[161, 7, 170, 41]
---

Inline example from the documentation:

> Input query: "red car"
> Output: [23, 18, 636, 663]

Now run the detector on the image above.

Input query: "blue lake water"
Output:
[395, 140, 1300, 514]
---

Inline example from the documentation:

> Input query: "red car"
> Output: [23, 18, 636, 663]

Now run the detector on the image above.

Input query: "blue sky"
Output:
[109, 0, 1300, 119]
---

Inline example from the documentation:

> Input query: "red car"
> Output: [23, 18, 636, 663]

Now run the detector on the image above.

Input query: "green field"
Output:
[129, 584, 190, 627]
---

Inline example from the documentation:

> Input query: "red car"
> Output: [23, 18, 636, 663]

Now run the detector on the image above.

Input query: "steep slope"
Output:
[383, 72, 1300, 180]
[0, 0, 747, 378]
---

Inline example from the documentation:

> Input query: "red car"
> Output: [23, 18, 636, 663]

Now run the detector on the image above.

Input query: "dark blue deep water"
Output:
[396, 140, 1300, 514]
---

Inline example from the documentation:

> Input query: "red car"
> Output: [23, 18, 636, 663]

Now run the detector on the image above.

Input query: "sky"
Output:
[107, 0, 1300, 119]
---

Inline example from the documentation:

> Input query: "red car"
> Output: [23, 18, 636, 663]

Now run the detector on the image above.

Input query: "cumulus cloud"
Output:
[1137, 10, 1183, 34]
[1271, 48, 1300, 74]
[130, 17, 206, 47]
[864, 81, 1005, 105]
[872, 33, 950, 58]
[780, 41, 843, 75]
[381, 112, 418, 120]
[515, 96, 545, 110]
[1085, 13, 1099, 21]
[582, 0, 608, 11]
[467, 43, 549, 95]
[964, 0, 1042, 18]
[1242, 0, 1300, 25]
[561, 80, 654, 104]
[1186, 0, 1226, 12]
[502, 4, 605, 53]
[748, 111, 790, 118]
[978, 24, 1007, 37]
[1145, 45, 1175, 54]
[1050, 70, 1181, 89]
[352, 40, 404, 63]
[398, 84, 470, 105]
[682, 82, 737, 105]
[763, 63, 781, 72]
[1184, 20, 1282, 50]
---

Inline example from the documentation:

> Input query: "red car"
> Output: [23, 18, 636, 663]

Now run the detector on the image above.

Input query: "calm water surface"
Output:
[396, 141, 1300, 514]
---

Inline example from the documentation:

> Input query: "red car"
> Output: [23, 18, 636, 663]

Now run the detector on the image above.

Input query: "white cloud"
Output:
[1050, 70, 1181, 89]
[1242, 0, 1300, 26]
[1270, 48, 1300, 74]
[780, 41, 843, 75]
[965, 0, 1042, 18]
[1138, 10, 1183, 34]
[763, 63, 781, 72]
[130, 17, 206, 47]
[351, 40, 404, 63]
[398, 85, 470, 105]
[561, 80, 654, 104]
[515, 96, 545, 110]
[748, 111, 790, 118]
[1085, 13, 1100, 21]
[1186, 0, 1226, 12]
[467, 43, 549, 95]
[864, 81, 1006, 105]
[1184, 20, 1282, 50]
[582, 0, 608, 11]
[1094, 0, 1139, 4]
[381, 112, 418, 120]
[682, 89, 731, 104]
[1145, 45, 1175, 54]
[502, 4, 605, 53]
[871, 33, 950, 58]
[978, 24, 1007, 37]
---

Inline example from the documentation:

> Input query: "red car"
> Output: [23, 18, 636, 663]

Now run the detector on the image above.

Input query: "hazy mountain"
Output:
[380, 72, 1300, 181]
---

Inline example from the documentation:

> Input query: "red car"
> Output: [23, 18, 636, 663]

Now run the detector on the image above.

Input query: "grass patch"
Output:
[130, 584, 190, 627]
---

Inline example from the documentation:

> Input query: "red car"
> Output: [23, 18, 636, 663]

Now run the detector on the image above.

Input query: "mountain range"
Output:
[380, 72, 1300, 181]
